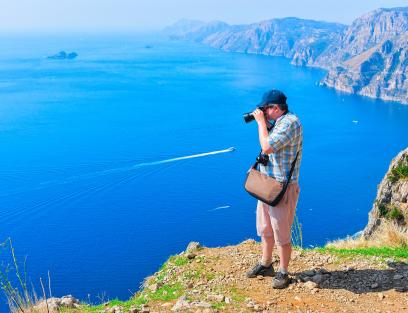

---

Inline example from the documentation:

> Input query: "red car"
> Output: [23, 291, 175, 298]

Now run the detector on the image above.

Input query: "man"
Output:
[246, 89, 303, 289]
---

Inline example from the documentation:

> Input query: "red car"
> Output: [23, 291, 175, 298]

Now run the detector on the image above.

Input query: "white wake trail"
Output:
[209, 205, 231, 212]
[0, 147, 236, 198]
[131, 147, 235, 168]
[40, 147, 236, 185]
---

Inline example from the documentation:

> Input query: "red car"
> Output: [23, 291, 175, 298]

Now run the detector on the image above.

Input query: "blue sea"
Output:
[0, 33, 407, 311]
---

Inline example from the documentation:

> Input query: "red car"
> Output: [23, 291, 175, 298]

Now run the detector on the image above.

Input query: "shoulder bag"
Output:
[244, 152, 299, 206]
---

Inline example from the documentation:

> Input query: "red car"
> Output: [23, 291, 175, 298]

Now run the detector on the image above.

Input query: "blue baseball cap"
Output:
[258, 89, 287, 107]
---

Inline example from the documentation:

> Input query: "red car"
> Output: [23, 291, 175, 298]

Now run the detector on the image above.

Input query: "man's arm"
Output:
[253, 109, 274, 154]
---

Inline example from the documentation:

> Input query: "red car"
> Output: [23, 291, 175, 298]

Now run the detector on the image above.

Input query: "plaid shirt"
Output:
[259, 112, 303, 182]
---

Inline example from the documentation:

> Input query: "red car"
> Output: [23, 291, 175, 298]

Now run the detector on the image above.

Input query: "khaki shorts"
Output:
[256, 183, 300, 246]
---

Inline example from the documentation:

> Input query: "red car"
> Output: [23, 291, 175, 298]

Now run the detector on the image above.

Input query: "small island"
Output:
[47, 51, 78, 60]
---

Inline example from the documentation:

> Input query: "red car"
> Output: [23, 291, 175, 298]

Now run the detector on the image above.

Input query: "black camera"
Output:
[243, 106, 265, 123]
[256, 153, 269, 166]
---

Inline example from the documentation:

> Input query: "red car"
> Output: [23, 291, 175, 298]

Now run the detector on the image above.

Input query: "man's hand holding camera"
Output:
[253, 108, 273, 154]
[252, 108, 266, 126]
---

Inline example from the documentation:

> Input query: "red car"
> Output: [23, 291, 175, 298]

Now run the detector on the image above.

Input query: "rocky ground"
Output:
[55, 240, 406, 313]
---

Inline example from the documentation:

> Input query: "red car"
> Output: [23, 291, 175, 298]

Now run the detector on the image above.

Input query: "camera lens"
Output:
[243, 113, 255, 123]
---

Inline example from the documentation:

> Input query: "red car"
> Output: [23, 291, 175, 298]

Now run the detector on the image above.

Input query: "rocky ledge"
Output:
[61, 240, 407, 313]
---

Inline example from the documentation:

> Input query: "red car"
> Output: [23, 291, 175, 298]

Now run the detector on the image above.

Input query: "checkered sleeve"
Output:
[268, 119, 296, 152]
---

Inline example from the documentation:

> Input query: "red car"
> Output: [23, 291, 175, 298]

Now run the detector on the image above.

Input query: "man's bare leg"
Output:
[261, 235, 274, 266]
[277, 243, 291, 272]
[271, 243, 291, 288]
[246, 235, 275, 278]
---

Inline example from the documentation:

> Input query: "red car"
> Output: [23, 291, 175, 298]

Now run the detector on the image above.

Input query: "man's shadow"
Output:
[293, 261, 408, 293]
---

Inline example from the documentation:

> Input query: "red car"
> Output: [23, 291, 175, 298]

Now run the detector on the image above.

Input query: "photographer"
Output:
[246, 89, 303, 289]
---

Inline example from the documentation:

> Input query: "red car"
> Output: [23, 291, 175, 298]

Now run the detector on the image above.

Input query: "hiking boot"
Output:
[246, 263, 275, 278]
[272, 271, 290, 289]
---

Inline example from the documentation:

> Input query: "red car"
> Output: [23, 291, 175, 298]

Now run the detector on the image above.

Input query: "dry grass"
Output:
[327, 220, 408, 249]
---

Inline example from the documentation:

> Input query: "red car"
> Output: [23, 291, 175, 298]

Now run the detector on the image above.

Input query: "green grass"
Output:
[156, 270, 166, 282]
[155, 254, 191, 283]
[148, 283, 184, 301]
[230, 287, 245, 303]
[73, 281, 183, 313]
[183, 269, 201, 280]
[205, 272, 216, 281]
[168, 255, 190, 266]
[74, 252, 190, 313]
[212, 301, 225, 309]
[314, 246, 408, 258]
[388, 161, 408, 183]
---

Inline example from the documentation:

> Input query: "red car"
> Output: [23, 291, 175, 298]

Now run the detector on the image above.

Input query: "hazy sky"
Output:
[1, 0, 407, 32]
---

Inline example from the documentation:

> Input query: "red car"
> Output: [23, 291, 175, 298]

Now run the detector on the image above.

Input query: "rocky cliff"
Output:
[165, 7, 408, 104]
[363, 148, 408, 238]
[165, 17, 346, 66]
[320, 8, 408, 104]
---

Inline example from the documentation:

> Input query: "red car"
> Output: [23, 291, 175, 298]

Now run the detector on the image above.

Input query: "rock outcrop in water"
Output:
[47, 51, 78, 60]
[363, 147, 408, 238]
[165, 7, 408, 104]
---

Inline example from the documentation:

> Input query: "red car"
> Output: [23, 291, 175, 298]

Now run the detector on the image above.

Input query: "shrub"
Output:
[378, 203, 388, 217]
[388, 157, 408, 183]
[387, 207, 404, 222]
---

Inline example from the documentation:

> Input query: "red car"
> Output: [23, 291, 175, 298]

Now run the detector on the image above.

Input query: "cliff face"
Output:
[363, 148, 408, 238]
[166, 17, 346, 66]
[165, 7, 408, 104]
[203, 18, 345, 66]
[320, 8, 408, 104]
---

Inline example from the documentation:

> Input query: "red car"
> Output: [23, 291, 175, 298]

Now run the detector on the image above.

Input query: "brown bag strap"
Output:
[268, 151, 299, 205]
[285, 152, 299, 184]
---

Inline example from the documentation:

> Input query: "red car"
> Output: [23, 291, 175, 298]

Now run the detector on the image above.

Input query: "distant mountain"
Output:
[163, 19, 229, 41]
[164, 7, 408, 104]
[166, 17, 346, 65]
[321, 34, 408, 103]
[320, 8, 408, 104]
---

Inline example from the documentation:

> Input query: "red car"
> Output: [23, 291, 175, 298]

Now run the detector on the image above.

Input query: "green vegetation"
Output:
[77, 294, 149, 313]
[75, 281, 183, 313]
[377, 202, 388, 217]
[0, 238, 37, 313]
[388, 206, 404, 221]
[313, 246, 408, 258]
[388, 159, 408, 183]
[212, 301, 225, 309]
[148, 283, 184, 301]
[291, 214, 303, 248]
[230, 287, 245, 303]
[168, 255, 190, 266]
[376, 202, 405, 222]
[80, 253, 194, 312]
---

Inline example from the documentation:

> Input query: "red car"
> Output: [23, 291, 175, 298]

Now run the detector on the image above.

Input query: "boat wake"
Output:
[1, 147, 236, 197]
[209, 205, 231, 212]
